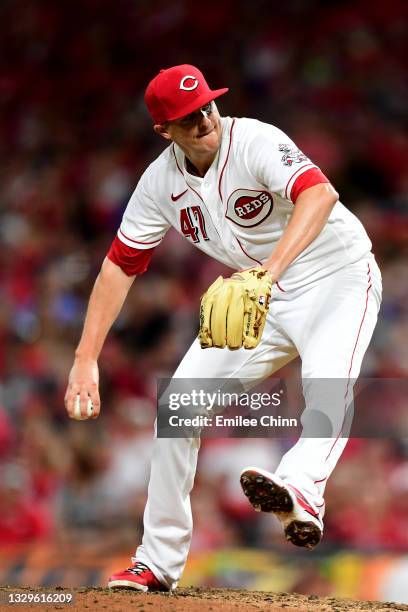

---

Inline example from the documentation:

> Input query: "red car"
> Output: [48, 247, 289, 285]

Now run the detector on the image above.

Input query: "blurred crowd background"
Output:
[0, 0, 407, 601]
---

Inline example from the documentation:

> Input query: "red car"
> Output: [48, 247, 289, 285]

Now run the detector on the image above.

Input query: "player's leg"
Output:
[275, 254, 382, 513]
[240, 255, 381, 549]
[132, 317, 297, 589]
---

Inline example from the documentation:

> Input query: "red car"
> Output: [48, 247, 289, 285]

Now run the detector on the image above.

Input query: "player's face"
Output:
[155, 101, 222, 158]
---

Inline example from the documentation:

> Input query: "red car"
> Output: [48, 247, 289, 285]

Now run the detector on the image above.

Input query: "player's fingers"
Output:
[79, 389, 91, 419]
[88, 386, 101, 419]
[65, 383, 80, 418]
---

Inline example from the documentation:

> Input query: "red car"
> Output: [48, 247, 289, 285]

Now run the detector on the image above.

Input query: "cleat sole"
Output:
[285, 520, 322, 549]
[240, 469, 322, 550]
[240, 470, 293, 514]
[108, 579, 148, 592]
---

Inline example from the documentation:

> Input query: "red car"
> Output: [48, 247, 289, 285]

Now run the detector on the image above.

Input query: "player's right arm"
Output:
[64, 257, 136, 420]
[65, 165, 170, 420]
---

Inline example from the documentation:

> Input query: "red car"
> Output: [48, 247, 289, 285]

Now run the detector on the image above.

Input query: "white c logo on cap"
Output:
[180, 76, 198, 91]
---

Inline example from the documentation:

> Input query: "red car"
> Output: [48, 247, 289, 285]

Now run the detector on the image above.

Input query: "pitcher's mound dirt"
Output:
[0, 587, 407, 611]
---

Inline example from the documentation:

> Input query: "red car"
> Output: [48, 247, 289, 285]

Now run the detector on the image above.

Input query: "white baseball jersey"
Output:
[109, 117, 372, 290]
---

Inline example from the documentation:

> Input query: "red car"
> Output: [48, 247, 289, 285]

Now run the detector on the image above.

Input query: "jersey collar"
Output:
[172, 117, 231, 182]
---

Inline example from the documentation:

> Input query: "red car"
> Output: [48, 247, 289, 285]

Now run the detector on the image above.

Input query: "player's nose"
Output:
[198, 112, 212, 131]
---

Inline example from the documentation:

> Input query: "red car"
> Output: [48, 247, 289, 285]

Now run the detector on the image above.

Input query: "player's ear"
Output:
[154, 124, 172, 141]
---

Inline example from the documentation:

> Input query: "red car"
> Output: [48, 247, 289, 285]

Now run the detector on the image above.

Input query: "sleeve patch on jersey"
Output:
[107, 236, 155, 276]
[291, 167, 330, 203]
[279, 143, 309, 167]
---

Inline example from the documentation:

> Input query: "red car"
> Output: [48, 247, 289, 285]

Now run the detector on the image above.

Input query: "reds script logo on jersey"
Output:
[279, 144, 308, 166]
[226, 189, 274, 227]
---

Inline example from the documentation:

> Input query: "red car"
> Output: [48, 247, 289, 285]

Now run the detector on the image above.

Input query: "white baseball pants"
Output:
[135, 253, 382, 588]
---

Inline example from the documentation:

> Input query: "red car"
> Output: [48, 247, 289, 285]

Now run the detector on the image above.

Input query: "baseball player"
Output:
[64, 64, 382, 592]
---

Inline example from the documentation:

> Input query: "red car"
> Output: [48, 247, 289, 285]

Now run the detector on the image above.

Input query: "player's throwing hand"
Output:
[64, 358, 101, 420]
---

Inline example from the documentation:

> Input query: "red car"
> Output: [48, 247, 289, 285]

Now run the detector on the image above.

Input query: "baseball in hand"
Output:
[73, 395, 94, 420]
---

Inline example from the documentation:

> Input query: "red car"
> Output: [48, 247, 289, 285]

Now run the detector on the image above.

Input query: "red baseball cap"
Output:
[144, 64, 229, 124]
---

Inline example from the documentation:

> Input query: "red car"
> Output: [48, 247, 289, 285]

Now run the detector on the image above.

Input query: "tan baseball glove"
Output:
[198, 267, 273, 350]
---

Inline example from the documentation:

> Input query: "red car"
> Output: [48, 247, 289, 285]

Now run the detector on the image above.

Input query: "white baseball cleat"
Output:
[240, 467, 323, 549]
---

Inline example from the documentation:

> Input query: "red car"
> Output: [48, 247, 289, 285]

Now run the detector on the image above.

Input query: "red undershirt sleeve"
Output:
[291, 167, 330, 203]
[106, 236, 155, 276]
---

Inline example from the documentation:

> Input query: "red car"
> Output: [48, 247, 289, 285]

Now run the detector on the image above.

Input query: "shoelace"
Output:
[126, 562, 150, 576]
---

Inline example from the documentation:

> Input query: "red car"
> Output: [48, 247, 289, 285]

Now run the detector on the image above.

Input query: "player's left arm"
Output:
[264, 183, 339, 281]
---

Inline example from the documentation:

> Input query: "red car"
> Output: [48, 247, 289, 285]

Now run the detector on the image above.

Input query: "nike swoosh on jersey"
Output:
[171, 189, 188, 202]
